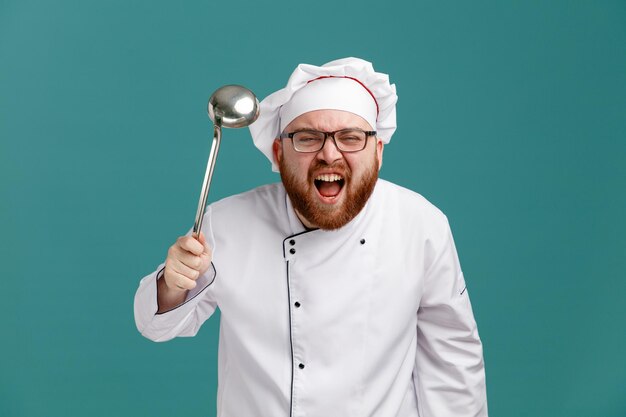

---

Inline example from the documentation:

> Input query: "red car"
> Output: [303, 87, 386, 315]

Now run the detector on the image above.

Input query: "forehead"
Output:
[284, 109, 373, 132]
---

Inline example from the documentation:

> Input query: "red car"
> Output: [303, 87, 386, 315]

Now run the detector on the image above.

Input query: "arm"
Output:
[414, 219, 488, 417]
[134, 208, 218, 342]
[133, 261, 217, 342]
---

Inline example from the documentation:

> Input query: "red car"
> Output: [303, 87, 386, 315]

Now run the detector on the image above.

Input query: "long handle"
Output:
[193, 121, 222, 237]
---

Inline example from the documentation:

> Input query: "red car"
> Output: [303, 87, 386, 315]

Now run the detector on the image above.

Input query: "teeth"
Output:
[315, 174, 343, 182]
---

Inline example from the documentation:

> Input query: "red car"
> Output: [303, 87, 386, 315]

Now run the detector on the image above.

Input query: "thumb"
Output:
[197, 231, 211, 254]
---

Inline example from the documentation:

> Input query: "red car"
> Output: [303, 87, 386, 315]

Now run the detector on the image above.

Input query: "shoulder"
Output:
[371, 179, 452, 245]
[202, 184, 290, 262]
[375, 179, 447, 222]
[210, 182, 284, 209]
[207, 182, 286, 223]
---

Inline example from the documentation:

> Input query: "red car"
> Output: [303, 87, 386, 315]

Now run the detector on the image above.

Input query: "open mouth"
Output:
[314, 174, 345, 200]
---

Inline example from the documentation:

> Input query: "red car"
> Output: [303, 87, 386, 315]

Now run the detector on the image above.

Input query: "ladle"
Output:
[193, 85, 260, 237]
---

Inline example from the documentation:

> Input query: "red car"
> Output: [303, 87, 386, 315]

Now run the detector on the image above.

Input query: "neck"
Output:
[294, 209, 318, 230]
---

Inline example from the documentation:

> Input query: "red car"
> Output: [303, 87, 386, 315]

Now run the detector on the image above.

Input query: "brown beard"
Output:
[279, 154, 379, 230]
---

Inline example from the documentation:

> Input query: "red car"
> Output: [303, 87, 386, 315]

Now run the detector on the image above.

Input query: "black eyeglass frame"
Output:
[279, 129, 377, 153]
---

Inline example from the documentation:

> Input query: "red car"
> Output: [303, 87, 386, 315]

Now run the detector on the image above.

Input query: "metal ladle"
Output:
[192, 85, 260, 237]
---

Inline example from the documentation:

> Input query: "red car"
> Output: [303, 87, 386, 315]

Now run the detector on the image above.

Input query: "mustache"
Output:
[307, 160, 351, 181]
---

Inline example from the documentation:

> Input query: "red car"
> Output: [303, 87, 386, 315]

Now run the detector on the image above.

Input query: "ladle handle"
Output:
[193, 122, 222, 238]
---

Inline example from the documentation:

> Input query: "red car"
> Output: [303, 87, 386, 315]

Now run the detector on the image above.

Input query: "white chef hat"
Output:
[249, 57, 398, 172]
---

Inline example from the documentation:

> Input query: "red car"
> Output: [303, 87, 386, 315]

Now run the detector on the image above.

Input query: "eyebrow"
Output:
[288, 127, 366, 133]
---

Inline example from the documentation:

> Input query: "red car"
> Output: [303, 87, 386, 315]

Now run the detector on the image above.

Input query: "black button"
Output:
[294, 301, 301, 308]
[289, 248, 296, 254]
[298, 363, 305, 369]
[289, 239, 296, 246]
[360, 238, 366, 245]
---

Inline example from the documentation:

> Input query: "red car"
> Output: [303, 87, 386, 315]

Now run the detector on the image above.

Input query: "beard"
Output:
[279, 154, 379, 231]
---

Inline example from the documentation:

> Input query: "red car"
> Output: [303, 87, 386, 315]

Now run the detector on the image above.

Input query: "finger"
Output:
[165, 269, 197, 290]
[174, 250, 203, 270]
[177, 236, 204, 256]
[170, 258, 201, 280]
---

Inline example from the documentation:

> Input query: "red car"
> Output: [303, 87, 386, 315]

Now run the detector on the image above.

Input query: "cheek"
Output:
[346, 154, 374, 176]
[283, 155, 312, 178]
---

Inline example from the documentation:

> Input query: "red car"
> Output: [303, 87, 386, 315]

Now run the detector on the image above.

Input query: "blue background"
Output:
[1, 1, 625, 416]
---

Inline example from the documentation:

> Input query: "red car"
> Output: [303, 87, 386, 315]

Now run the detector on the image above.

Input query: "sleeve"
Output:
[413, 218, 488, 417]
[133, 207, 219, 342]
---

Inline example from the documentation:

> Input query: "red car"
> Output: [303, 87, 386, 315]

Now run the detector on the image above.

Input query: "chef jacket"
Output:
[134, 179, 488, 417]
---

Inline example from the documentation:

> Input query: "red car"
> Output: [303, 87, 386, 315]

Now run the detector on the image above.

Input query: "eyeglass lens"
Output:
[292, 130, 367, 152]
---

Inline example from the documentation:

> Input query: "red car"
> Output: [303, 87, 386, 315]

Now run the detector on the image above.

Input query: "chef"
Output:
[134, 57, 488, 417]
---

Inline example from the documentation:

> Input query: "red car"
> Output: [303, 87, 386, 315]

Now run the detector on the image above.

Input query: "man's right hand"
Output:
[157, 232, 212, 312]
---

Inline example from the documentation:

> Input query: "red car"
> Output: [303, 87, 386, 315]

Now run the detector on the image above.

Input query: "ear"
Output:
[272, 139, 282, 165]
[376, 139, 384, 171]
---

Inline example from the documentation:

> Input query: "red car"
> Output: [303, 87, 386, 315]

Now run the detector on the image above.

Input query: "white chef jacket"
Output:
[134, 179, 488, 417]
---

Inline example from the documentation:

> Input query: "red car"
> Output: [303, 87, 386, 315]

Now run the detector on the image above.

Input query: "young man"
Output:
[134, 57, 488, 417]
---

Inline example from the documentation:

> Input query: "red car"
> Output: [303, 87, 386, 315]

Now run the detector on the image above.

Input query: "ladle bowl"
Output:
[208, 85, 260, 128]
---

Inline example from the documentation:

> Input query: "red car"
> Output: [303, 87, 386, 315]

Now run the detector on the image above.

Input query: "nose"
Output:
[316, 135, 343, 164]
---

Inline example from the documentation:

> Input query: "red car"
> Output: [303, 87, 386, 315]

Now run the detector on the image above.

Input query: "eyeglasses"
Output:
[279, 129, 377, 153]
